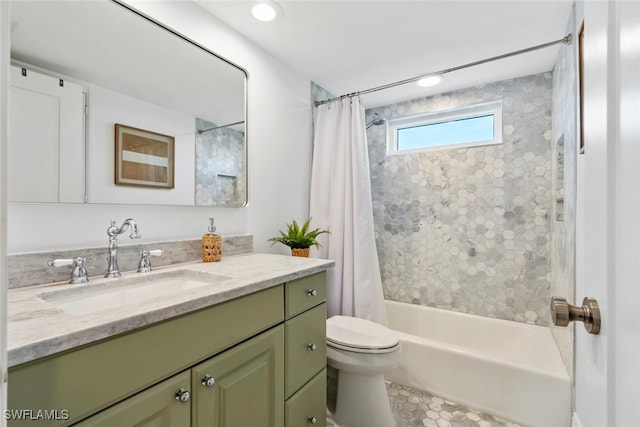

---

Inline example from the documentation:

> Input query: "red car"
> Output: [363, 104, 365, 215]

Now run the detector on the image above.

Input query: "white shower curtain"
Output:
[310, 97, 387, 325]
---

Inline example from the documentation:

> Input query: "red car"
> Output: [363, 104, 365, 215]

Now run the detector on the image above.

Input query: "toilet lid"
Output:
[326, 315, 399, 353]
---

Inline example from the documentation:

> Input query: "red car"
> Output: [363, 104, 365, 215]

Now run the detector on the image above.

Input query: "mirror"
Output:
[9, 0, 247, 207]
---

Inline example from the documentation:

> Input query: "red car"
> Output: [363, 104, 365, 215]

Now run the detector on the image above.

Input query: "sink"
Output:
[37, 269, 232, 315]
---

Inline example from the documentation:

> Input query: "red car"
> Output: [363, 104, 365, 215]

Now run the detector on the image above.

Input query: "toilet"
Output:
[326, 315, 402, 427]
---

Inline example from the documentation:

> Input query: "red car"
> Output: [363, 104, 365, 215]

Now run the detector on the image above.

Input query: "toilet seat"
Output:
[327, 315, 400, 354]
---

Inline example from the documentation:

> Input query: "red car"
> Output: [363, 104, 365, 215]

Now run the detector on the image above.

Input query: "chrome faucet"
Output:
[105, 218, 141, 278]
[137, 249, 163, 273]
[48, 257, 89, 284]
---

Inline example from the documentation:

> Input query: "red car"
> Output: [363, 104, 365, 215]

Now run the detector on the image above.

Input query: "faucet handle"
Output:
[48, 257, 89, 284]
[137, 250, 163, 273]
[48, 258, 75, 268]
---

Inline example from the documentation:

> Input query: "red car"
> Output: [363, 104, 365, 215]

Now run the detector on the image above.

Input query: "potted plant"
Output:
[268, 217, 330, 257]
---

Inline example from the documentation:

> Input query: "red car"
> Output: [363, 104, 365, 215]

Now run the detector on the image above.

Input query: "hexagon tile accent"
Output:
[366, 73, 552, 326]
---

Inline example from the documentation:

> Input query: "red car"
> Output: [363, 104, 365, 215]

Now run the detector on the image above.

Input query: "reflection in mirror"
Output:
[9, 0, 247, 207]
[195, 118, 246, 207]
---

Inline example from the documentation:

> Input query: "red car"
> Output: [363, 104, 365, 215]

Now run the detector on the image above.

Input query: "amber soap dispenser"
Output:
[202, 217, 221, 262]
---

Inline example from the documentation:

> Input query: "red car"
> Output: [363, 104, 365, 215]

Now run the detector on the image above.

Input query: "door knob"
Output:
[550, 296, 601, 334]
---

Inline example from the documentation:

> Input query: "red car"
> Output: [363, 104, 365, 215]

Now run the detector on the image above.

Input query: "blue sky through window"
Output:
[397, 114, 495, 151]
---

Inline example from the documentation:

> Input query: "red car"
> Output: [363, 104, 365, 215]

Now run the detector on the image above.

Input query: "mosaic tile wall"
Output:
[195, 118, 246, 207]
[550, 6, 578, 378]
[366, 73, 553, 325]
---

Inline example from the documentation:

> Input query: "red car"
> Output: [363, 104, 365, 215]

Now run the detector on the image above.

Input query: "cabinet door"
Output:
[192, 325, 284, 427]
[74, 371, 191, 427]
[286, 369, 327, 427]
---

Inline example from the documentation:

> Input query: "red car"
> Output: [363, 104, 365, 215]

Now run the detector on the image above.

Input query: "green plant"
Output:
[268, 218, 330, 249]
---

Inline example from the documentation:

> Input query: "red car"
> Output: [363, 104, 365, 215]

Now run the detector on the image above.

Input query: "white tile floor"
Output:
[327, 382, 524, 427]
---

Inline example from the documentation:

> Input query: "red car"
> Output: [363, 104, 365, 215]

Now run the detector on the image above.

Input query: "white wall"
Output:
[86, 85, 196, 205]
[6, 1, 313, 254]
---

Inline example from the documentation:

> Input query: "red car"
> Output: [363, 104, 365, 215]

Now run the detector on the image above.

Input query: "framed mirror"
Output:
[9, 0, 247, 207]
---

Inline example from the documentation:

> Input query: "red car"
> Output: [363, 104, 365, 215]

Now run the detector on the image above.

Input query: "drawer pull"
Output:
[308, 416, 318, 424]
[201, 375, 216, 388]
[307, 289, 317, 297]
[307, 343, 317, 351]
[175, 388, 191, 402]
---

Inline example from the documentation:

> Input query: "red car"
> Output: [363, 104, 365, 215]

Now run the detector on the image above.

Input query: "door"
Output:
[9, 68, 61, 202]
[612, 2, 640, 424]
[8, 66, 84, 203]
[191, 325, 284, 427]
[575, 1, 640, 426]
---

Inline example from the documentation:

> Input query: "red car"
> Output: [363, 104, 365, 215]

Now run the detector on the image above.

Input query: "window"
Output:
[386, 100, 503, 155]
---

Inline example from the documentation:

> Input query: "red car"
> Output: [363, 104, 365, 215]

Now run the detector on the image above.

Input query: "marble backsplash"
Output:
[8, 234, 253, 289]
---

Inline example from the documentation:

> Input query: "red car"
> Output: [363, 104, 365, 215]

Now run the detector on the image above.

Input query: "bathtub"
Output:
[384, 300, 571, 427]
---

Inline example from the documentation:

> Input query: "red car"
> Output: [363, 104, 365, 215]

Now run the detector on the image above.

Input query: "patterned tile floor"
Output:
[327, 382, 524, 427]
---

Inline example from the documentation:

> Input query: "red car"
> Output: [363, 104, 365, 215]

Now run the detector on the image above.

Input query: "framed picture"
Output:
[114, 124, 175, 189]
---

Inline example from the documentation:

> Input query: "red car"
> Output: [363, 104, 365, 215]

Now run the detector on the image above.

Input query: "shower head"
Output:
[366, 114, 386, 129]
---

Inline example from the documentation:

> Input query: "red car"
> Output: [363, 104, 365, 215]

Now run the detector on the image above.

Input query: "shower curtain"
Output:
[310, 97, 387, 325]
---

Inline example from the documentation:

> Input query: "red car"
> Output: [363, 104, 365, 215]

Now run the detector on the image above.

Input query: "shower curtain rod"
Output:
[198, 120, 245, 134]
[314, 34, 573, 107]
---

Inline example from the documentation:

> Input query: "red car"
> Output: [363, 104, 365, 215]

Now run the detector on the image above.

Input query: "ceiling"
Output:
[196, 0, 574, 108]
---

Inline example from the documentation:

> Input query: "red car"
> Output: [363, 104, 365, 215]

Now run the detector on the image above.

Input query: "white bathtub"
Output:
[384, 300, 571, 427]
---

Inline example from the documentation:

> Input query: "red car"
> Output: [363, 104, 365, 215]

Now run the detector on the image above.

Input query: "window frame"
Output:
[386, 100, 503, 156]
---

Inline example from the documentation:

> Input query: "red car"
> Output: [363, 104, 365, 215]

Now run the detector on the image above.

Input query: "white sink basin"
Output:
[38, 269, 232, 315]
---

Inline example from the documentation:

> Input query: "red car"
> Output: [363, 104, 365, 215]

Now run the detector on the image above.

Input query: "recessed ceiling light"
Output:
[252, 1, 282, 22]
[417, 75, 443, 87]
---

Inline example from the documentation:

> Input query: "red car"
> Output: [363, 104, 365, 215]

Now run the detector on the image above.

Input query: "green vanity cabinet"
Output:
[8, 285, 283, 427]
[284, 272, 327, 427]
[77, 326, 285, 427]
[8, 270, 328, 427]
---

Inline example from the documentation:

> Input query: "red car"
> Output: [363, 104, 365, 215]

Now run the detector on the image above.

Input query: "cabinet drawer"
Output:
[74, 371, 191, 426]
[8, 285, 284, 426]
[285, 303, 326, 397]
[285, 272, 326, 319]
[285, 369, 327, 427]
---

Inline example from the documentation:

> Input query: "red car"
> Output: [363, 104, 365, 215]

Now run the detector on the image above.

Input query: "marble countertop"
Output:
[7, 253, 334, 368]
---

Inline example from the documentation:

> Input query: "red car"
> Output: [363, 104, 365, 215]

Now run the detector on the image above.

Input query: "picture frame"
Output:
[114, 124, 175, 189]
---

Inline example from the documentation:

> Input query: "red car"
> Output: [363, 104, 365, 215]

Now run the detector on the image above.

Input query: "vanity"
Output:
[7, 253, 333, 426]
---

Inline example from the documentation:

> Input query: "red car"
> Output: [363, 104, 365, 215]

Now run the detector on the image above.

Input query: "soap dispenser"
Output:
[202, 217, 221, 262]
